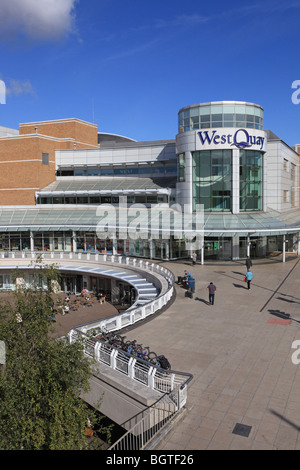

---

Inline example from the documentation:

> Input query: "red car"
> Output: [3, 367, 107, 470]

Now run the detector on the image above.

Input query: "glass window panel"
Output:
[211, 165, 223, 176]
[224, 113, 234, 121]
[74, 169, 86, 176]
[77, 197, 88, 204]
[199, 106, 210, 115]
[199, 150, 211, 165]
[211, 105, 223, 114]
[101, 196, 111, 203]
[101, 168, 113, 175]
[197, 183, 210, 197]
[190, 108, 199, 117]
[224, 120, 234, 127]
[193, 149, 232, 212]
[223, 150, 232, 164]
[191, 116, 199, 129]
[89, 196, 100, 204]
[198, 197, 211, 211]
[166, 165, 177, 173]
[87, 168, 100, 176]
[199, 165, 211, 179]
[53, 197, 64, 204]
[223, 105, 235, 113]
[193, 166, 200, 180]
[211, 195, 224, 211]
[235, 105, 246, 113]
[246, 106, 254, 114]
[211, 150, 223, 163]
[65, 197, 76, 204]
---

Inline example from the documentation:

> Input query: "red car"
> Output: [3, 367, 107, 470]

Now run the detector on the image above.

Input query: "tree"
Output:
[0, 261, 111, 450]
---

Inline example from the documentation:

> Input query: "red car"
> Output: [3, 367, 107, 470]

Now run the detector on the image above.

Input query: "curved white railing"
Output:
[1, 250, 191, 396]
[68, 328, 192, 402]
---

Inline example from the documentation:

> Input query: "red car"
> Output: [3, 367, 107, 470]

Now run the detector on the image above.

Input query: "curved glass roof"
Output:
[0, 206, 299, 237]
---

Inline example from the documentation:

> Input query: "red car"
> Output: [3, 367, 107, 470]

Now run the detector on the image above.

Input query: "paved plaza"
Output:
[122, 256, 300, 450]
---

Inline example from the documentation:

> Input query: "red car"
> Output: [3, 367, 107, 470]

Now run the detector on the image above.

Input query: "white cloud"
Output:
[6, 79, 35, 97]
[0, 0, 78, 41]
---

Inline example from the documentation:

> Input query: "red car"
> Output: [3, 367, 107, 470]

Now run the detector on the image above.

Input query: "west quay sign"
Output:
[198, 128, 265, 150]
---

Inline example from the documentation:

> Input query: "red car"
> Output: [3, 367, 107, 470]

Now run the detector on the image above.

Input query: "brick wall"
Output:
[0, 118, 99, 205]
[19, 118, 98, 148]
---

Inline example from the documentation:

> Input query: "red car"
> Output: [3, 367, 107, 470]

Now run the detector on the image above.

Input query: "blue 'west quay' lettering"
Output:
[198, 129, 265, 150]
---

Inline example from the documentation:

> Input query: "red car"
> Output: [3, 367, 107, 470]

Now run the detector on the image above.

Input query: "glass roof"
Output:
[0, 207, 299, 236]
[39, 177, 177, 193]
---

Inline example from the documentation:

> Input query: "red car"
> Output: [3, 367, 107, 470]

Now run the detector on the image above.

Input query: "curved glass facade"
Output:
[240, 150, 263, 211]
[192, 149, 232, 212]
[178, 101, 264, 133]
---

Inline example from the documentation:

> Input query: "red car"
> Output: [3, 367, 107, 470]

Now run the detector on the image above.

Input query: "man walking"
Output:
[207, 281, 217, 305]
[245, 270, 253, 290]
[245, 256, 252, 272]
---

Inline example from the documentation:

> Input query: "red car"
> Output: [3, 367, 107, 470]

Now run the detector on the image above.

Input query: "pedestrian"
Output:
[245, 256, 252, 272]
[63, 304, 69, 315]
[182, 270, 191, 287]
[191, 252, 197, 265]
[207, 281, 217, 305]
[245, 270, 253, 290]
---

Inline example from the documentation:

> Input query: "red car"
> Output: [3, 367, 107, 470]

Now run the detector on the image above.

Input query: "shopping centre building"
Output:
[0, 101, 300, 264]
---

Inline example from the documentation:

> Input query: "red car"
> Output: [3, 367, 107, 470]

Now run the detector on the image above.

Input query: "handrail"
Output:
[2, 250, 191, 449]
[68, 329, 193, 397]
[108, 386, 185, 451]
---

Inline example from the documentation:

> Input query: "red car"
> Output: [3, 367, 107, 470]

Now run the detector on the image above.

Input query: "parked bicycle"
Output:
[93, 328, 171, 370]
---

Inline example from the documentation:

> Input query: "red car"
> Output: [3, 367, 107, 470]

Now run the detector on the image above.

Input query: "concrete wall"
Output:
[80, 363, 163, 430]
[55, 141, 176, 169]
[266, 140, 299, 211]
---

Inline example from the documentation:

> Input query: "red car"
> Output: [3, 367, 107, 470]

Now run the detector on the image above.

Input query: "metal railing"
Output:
[68, 329, 192, 451]
[68, 329, 192, 396]
[1, 249, 175, 286]
[108, 388, 185, 451]
[3, 250, 191, 449]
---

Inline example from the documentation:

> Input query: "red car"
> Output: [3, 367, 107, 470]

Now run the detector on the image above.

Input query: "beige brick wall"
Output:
[19, 118, 98, 148]
[0, 118, 99, 205]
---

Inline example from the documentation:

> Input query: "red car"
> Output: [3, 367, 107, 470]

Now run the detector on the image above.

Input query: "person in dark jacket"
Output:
[245, 256, 252, 271]
[207, 282, 217, 305]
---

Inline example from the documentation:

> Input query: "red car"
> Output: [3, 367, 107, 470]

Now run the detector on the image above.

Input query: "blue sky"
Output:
[1, 0, 300, 145]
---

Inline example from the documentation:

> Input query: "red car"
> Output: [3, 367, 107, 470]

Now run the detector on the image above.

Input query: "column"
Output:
[30, 231, 34, 252]
[72, 231, 77, 252]
[232, 236, 240, 260]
